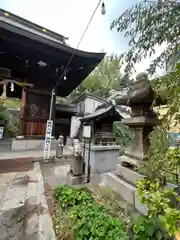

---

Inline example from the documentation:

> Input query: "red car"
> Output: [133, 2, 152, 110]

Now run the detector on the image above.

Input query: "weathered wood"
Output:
[22, 88, 52, 137]
[24, 121, 46, 136]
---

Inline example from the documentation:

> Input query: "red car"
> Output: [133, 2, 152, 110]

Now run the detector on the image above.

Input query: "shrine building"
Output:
[0, 8, 105, 139]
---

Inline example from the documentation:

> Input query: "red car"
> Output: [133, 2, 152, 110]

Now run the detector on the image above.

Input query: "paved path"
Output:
[0, 146, 73, 160]
[0, 163, 55, 239]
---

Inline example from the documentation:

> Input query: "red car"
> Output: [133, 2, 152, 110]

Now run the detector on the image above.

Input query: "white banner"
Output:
[43, 120, 53, 159]
[0, 127, 4, 140]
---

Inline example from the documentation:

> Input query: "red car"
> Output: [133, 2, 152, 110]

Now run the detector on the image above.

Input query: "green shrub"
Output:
[54, 185, 94, 208]
[128, 215, 168, 240]
[113, 121, 133, 150]
[4, 125, 19, 137]
[68, 203, 128, 240]
[137, 179, 180, 238]
[54, 185, 128, 239]
[0, 110, 9, 126]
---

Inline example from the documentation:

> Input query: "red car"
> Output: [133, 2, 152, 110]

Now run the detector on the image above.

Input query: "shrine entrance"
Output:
[20, 88, 54, 138]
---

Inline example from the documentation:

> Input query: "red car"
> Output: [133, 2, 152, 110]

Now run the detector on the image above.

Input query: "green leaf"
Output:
[146, 225, 155, 237]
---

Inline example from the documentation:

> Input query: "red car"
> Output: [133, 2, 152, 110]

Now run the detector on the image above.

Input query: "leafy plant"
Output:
[68, 203, 128, 240]
[111, 0, 180, 75]
[0, 98, 9, 127]
[113, 121, 134, 150]
[128, 215, 166, 240]
[4, 125, 19, 137]
[0, 110, 9, 126]
[53, 185, 129, 239]
[165, 148, 180, 173]
[137, 179, 180, 237]
[110, 1, 180, 238]
[54, 185, 94, 208]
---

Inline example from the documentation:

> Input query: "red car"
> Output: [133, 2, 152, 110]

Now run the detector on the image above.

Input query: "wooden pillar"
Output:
[19, 87, 27, 136]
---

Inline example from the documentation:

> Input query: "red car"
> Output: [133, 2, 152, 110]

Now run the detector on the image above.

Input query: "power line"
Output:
[49, 0, 103, 120]
[55, 0, 102, 89]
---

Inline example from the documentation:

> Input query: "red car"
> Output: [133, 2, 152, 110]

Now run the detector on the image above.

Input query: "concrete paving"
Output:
[0, 172, 15, 207]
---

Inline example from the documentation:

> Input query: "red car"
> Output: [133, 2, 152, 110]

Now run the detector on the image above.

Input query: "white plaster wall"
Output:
[84, 97, 103, 114]
[76, 100, 85, 114]
[70, 97, 104, 139]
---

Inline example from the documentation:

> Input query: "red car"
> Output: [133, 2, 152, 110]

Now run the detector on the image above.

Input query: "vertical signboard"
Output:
[43, 120, 53, 160]
[83, 125, 91, 138]
[83, 125, 92, 183]
[0, 127, 4, 140]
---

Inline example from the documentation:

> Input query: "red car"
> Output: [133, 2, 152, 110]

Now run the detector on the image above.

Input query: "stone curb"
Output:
[25, 162, 56, 239]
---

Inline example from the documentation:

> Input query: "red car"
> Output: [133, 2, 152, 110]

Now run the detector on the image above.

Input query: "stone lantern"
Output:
[111, 72, 158, 167]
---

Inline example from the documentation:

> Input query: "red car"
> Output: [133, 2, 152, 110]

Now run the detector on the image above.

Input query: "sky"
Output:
[0, 0, 164, 77]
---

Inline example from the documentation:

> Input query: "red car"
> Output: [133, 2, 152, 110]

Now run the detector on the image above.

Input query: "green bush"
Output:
[4, 125, 19, 137]
[128, 215, 168, 240]
[54, 185, 94, 208]
[54, 185, 128, 239]
[113, 121, 133, 150]
[55, 185, 172, 239]
[0, 110, 9, 126]
[137, 179, 180, 238]
[0, 99, 19, 138]
[68, 203, 128, 240]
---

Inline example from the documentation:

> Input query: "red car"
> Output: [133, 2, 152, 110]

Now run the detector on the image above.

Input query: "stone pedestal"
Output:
[104, 164, 178, 215]
[70, 155, 84, 176]
[67, 171, 86, 185]
[67, 154, 85, 185]
[120, 116, 158, 167]
[84, 145, 120, 174]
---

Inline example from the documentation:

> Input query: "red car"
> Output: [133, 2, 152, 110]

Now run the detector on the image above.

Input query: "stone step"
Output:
[0, 140, 12, 152]
[104, 172, 136, 205]
[103, 172, 148, 215]
[116, 164, 144, 186]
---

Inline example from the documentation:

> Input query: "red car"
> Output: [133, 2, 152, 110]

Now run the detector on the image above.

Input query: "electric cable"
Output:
[54, 0, 102, 89]
[49, 0, 104, 120]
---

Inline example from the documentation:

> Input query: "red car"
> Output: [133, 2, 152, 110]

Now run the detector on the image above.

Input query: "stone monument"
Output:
[67, 139, 85, 185]
[102, 72, 158, 214]
[56, 135, 64, 158]
[109, 72, 158, 168]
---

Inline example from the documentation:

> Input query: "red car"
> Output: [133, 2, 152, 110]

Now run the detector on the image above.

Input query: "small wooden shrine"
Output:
[81, 105, 128, 145]
[0, 8, 104, 138]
